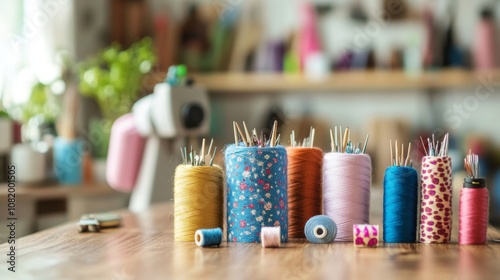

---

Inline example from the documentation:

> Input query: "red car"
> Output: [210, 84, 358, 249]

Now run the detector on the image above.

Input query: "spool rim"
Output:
[314, 225, 328, 239]
[195, 230, 204, 246]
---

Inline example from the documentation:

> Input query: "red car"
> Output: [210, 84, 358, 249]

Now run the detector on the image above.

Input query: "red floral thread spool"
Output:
[419, 156, 452, 243]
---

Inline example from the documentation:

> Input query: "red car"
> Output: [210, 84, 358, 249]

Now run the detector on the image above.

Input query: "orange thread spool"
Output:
[287, 147, 323, 238]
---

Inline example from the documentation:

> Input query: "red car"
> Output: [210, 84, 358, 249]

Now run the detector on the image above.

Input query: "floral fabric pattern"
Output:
[225, 145, 288, 243]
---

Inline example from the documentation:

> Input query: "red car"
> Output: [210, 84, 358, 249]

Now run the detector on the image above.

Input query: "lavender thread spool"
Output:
[323, 153, 371, 241]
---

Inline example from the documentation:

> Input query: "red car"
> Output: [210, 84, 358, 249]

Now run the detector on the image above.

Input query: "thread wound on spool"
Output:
[383, 166, 418, 243]
[195, 228, 223, 247]
[225, 145, 288, 243]
[304, 215, 336, 243]
[419, 156, 452, 243]
[261, 227, 281, 248]
[323, 153, 371, 241]
[287, 147, 323, 238]
[353, 224, 379, 247]
[459, 179, 489, 245]
[174, 165, 223, 242]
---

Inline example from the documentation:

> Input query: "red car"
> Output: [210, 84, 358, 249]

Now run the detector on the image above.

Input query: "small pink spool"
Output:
[261, 227, 281, 248]
[353, 224, 379, 247]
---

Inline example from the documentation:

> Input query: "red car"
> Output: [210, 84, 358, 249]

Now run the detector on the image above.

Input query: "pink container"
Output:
[106, 114, 146, 192]
[473, 11, 496, 70]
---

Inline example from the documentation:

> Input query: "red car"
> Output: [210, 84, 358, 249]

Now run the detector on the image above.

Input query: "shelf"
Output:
[0, 183, 119, 200]
[146, 69, 500, 94]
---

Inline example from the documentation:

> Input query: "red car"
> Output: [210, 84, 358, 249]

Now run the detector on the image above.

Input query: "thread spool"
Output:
[195, 228, 223, 247]
[261, 227, 281, 248]
[304, 215, 336, 243]
[287, 147, 323, 238]
[174, 165, 223, 242]
[383, 166, 419, 243]
[419, 156, 453, 243]
[459, 177, 489, 245]
[353, 224, 379, 247]
[323, 153, 371, 241]
[225, 145, 288, 243]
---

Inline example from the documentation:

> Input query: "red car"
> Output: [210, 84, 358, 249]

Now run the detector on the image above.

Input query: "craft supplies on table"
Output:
[304, 215, 337, 243]
[459, 150, 489, 245]
[353, 224, 379, 247]
[419, 133, 452, 243]
[174, 139, 223, 242]
[383, 141, 418, 243]
[323, 126, 371, 242]
[195, 228, 223, 247]
[287, 128, 323, 238]
[226, 121, 288, 243]
[261, 227, 281, 248]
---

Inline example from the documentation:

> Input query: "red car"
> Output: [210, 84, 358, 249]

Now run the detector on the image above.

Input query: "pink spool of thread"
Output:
[473, 9, 497, 70]
[459, 151, 489, 245]
[323, 153, 371, 242]
[106, 114, 146, 192]
[261, 227, 281, 248]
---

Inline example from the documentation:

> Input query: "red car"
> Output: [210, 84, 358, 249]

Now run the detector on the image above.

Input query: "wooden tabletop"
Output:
[1, 203, 500, 280]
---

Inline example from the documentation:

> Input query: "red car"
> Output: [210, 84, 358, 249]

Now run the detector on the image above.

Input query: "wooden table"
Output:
[1, 203, 500, 280]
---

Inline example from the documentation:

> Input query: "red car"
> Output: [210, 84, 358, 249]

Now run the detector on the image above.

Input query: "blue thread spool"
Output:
[304, 215, 337, 243]
[225, 145, 288, 243]
[383, 166, 418, 243]
[54, 137, 83, 185]
[195, 228, 223, 247]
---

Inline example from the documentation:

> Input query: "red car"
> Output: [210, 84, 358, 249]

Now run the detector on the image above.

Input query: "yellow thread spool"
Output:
[174, 165, 223, 242]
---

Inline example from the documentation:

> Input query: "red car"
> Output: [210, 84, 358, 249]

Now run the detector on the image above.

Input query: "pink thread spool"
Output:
[323, 153, 371, 241]
[353, 224, 379, 247]
[106, 114, 146, 192]
[419, 156, 452, 243]
[459, 177, 489, 245]
[261, 227, 281, 248]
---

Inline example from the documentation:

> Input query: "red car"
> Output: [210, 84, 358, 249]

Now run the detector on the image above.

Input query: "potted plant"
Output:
[78, 37, 156, 162]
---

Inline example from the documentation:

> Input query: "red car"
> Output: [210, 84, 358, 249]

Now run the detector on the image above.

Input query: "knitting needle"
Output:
[432, 134, 436, 152]
[310, 128, 315, 148]
[252, 129, 259, 146]
[390, 140, 393, 166]
[334, 126, 338, 152]
[342, 128, 348, 153]
[270, 120, 277, 147]
[329, 129, 334, 152]
[362, 134, 369, 154]
[405, 142, 411, 167]
[292, 130, 296, 148]
[190, 145, 193, 165]
[420, 136, 428, 156]
[243, 121, 252, 146]
[210, 147, 217, 166]
[233, 122, 238, 145]
[395, 140, 399, 166]
[184, 147, 187, 165]
[180, 147, 186, 165]
[200, 138, 206, 165]
[205, 138, 213, 166]
[275, 134, 281, 146]
[400, 143, 404, 166]
[339, 126, 343, 152]
[235, 122, 247, 147]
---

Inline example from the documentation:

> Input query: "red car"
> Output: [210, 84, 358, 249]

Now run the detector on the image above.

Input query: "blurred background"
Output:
[0, 0, 500, 240]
